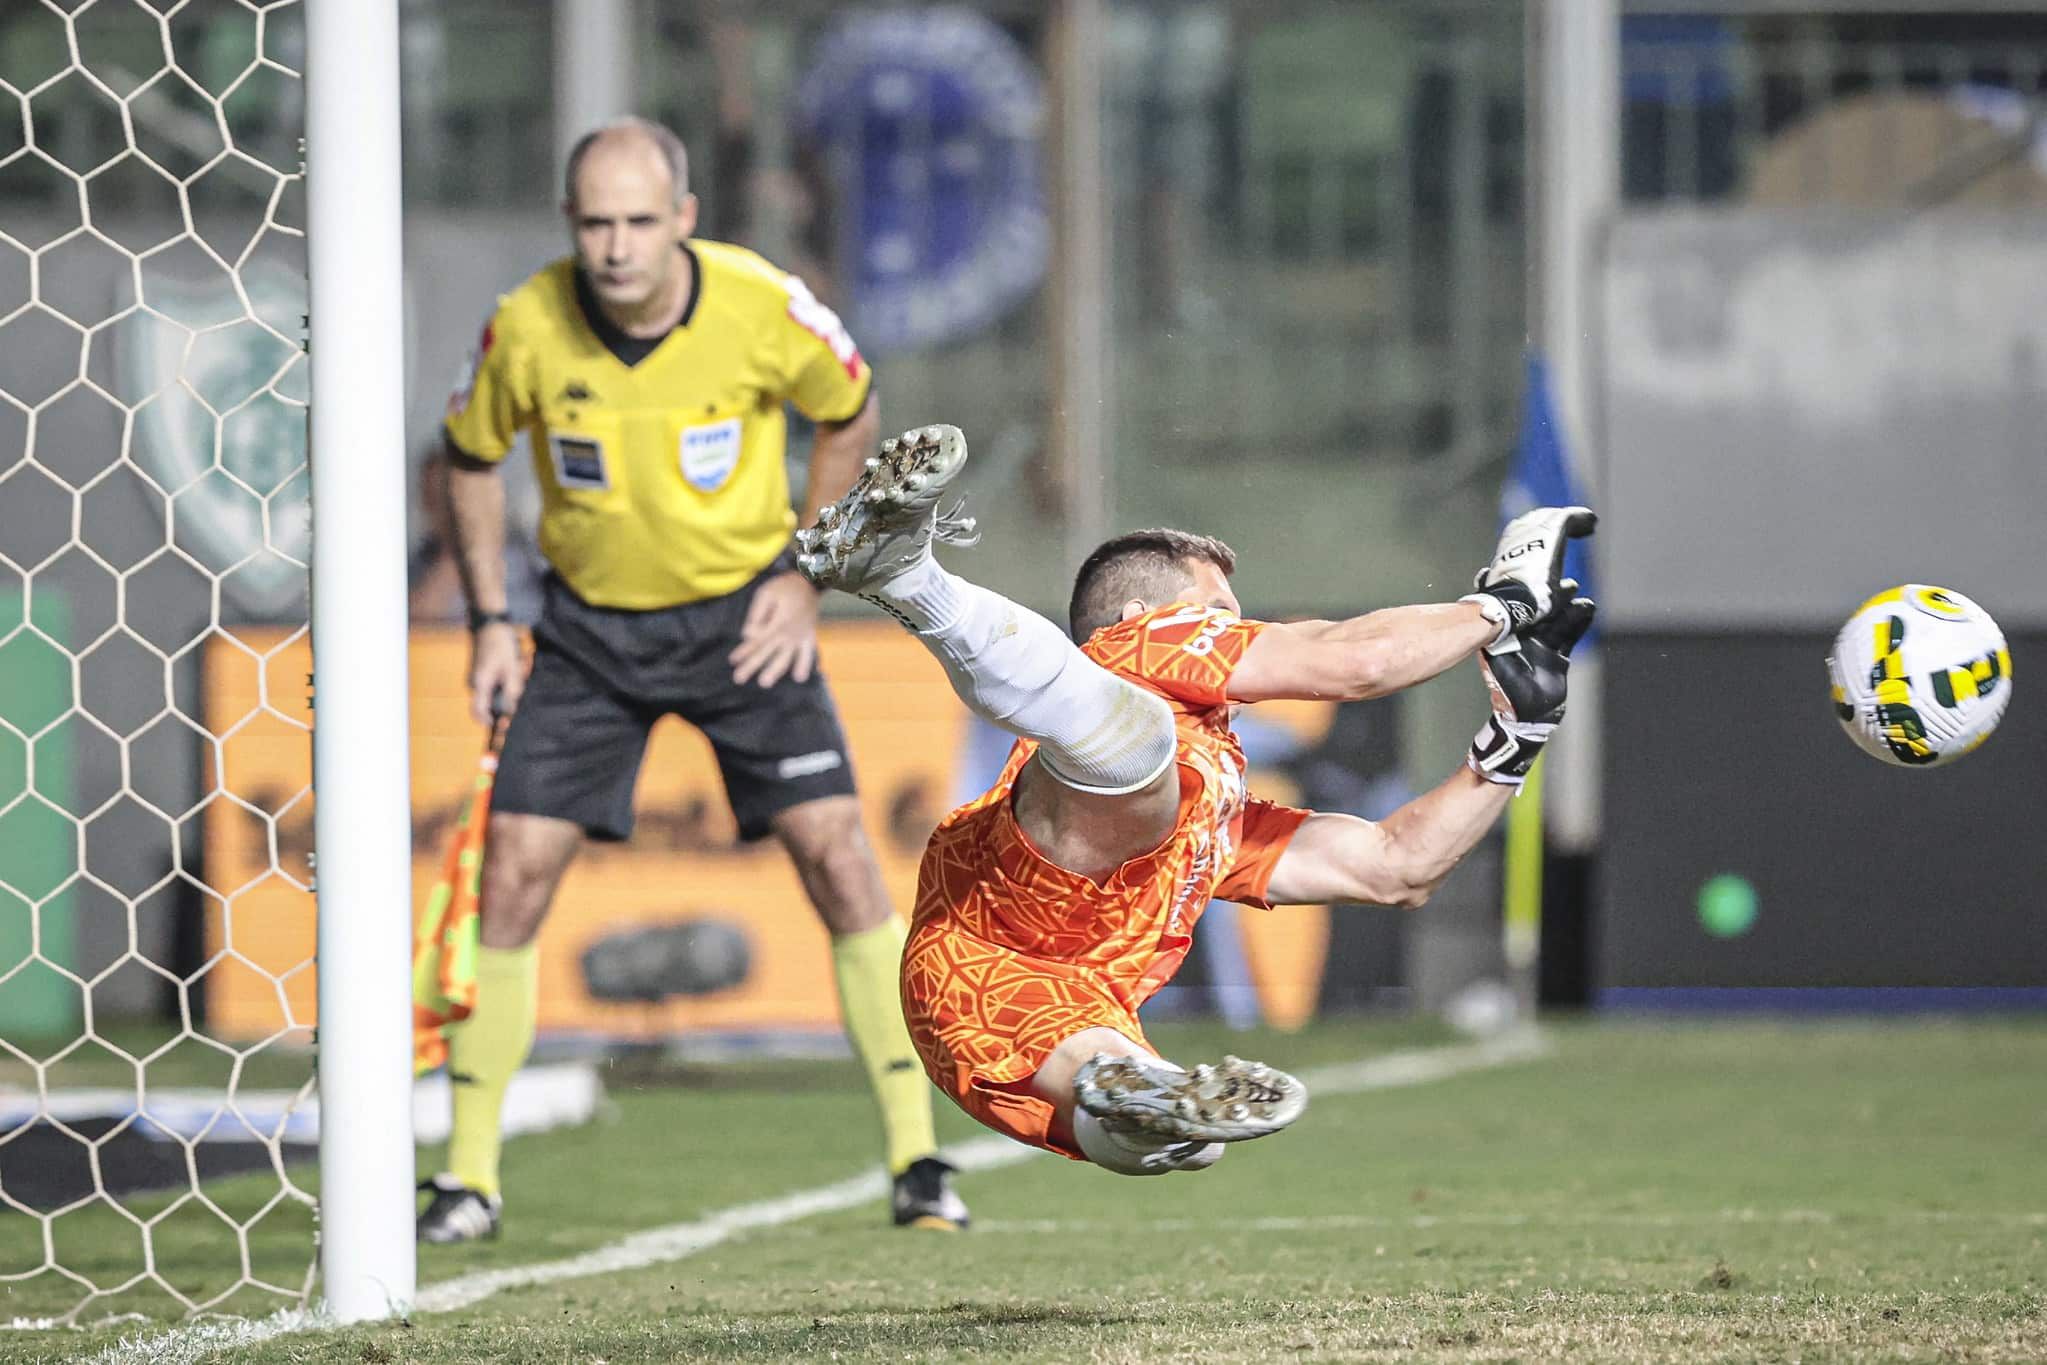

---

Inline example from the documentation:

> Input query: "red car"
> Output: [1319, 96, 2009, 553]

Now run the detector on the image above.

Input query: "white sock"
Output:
[868, 558, 1175, 795]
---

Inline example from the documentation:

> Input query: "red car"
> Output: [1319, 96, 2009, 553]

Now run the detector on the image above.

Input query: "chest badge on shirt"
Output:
[680, 416, 743, 492]
[548, 431, 610, 490]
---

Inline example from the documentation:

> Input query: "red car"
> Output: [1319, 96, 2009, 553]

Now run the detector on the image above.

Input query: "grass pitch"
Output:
[7, 1017, 2044, 1363]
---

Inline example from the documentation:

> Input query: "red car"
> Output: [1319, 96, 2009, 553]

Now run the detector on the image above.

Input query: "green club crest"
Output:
[121, 260, 309, 621]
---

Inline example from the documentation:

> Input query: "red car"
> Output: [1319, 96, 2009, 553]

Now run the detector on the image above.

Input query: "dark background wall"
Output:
[1599, 632, 2044, 994]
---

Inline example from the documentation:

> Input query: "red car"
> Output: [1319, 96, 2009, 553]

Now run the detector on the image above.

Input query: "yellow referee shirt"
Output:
[444, 240, 873, 609]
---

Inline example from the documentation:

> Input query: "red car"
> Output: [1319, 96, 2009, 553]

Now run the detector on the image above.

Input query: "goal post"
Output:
[304, 0, 415, 1325]
[0, 0, 413, 1328]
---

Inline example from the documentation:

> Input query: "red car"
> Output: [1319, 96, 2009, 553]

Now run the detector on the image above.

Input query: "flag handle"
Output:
[1503, 751, 1544, 1009]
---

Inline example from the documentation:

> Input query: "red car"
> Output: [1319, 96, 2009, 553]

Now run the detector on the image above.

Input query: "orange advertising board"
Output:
[202, 624, 968, 1042]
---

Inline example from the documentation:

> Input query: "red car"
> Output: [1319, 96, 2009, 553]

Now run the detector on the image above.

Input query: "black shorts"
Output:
[492, 562, 857, 842]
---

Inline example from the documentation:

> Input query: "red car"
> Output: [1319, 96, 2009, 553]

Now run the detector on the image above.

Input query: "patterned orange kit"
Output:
[903, 605, 1309, 1157]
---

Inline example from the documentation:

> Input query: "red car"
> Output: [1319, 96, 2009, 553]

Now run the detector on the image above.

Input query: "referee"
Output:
[420, 118, 967, 1242]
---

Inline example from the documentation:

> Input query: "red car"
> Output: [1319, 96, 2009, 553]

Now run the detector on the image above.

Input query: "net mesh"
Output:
[0, 0, 318, 1326]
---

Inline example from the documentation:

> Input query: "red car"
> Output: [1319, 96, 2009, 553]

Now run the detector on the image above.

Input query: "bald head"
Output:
[563, 117, 690, 209]
[562, 118, 699, 326]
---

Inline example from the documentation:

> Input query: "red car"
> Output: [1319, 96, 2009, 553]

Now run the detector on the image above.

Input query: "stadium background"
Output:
[2, 0, 2045, 1107]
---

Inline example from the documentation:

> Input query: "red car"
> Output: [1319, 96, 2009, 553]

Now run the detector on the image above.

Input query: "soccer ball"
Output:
[1827, 585, 2012, 767]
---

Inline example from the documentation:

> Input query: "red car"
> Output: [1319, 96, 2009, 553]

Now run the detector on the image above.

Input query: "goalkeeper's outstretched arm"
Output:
[1259, 594, 1596, 910]
[1259, 768, 1512, 910]
[1225, 602, 1498, 705]
[1223, 505, 1596, 706]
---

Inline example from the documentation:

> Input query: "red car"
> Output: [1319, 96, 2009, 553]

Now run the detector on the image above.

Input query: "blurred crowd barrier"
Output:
[1618, 9, 2047, 207]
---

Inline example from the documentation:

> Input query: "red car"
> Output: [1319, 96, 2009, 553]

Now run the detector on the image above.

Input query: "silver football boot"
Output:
[1074, 1053, 1308, 1144]
[795, 424, 979, 595]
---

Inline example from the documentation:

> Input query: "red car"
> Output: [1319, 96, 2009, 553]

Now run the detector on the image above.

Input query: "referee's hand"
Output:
[469, 623, 526, 726]
[730, 571, 821, 689]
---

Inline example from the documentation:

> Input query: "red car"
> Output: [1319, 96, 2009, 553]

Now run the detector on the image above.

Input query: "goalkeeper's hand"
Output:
[1468, 594, 1596, 787]
[1460, 505, 1597, 653]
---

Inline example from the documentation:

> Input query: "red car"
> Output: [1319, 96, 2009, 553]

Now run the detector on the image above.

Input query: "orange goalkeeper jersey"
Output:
[910, 604, 1309, 1017]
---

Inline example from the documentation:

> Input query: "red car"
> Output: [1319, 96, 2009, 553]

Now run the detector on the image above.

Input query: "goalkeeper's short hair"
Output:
[1068, 528, 1237, 642]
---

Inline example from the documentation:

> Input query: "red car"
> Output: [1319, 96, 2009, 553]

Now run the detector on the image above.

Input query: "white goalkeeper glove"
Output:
[1469, 595, 1596, 787]
[1461, 505, 1597, 654]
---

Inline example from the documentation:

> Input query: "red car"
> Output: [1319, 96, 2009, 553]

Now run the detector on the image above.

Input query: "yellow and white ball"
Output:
[1827, 585, 2012, 767]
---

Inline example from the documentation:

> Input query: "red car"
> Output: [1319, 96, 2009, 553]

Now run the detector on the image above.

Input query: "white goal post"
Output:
[304, 0, 416, 1325]
[0, 0, 413, 1328]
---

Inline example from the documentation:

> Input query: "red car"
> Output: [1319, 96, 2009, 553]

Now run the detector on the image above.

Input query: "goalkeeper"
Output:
[421, 119, 965, 1242]
[797, 424, 1593, 1174]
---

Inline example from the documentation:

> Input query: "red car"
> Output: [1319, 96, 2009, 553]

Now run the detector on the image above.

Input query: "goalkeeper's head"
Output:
[1068, 528, 1240, 642]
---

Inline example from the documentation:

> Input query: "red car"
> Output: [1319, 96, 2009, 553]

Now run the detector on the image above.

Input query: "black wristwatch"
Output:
[468, 608, 513, 633]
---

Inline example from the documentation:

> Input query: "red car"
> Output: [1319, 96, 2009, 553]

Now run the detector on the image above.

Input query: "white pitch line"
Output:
[1295, 1028, 1547, 1092]
[416, 1131, 1032, 1315]
[74, 1031, 1545, 1365]
[71, 1309, 331, 1365]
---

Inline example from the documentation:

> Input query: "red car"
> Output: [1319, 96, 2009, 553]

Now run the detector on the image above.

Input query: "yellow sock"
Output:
[445, 943, 538, 1199]
[832, 918, 936, 1175]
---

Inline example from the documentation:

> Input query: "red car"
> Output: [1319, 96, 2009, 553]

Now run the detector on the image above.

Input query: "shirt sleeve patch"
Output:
[784, 275, 863, 380]
[445, 320, 493, 418]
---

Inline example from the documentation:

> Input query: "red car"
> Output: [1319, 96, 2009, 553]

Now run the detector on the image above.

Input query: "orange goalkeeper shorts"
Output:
[901, 919, 1155, 1160]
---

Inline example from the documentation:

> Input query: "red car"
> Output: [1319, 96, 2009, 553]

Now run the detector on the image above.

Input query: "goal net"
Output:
[0, 0, 321, 1325]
